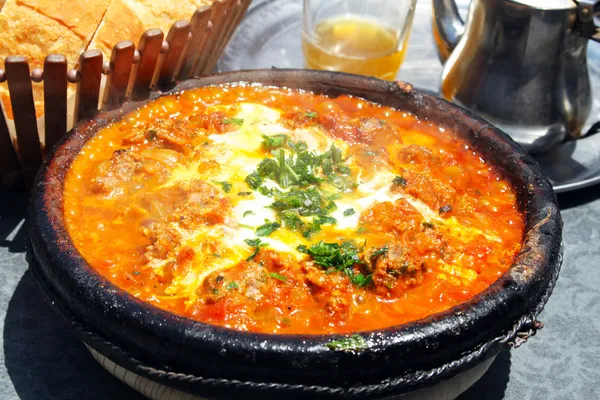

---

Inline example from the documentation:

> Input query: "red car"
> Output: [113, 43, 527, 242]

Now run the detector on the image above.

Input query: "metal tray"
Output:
[218, 0, 600, 193]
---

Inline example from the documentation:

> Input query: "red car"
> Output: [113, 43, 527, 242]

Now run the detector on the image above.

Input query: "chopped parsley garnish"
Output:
[227, 281, 239, 290]
[243, 210, 254, 217]
[305, 111, 317, 118]
[238, 191, 252, 196]
[247, 135, 355, 191]
[357, 226, 368, 234]
[244, 238, 268, 261]
[243, 134, 357, 241]
[147, 129, 157, 141]
[223, 117, 244, 126]
[325, 334, 368, 352]
[256, 220, 281, 237]
[393, 175, 407, 187]
[245, 134, 357, 238]
[297, 241, 373, 287]
[218, 181, 232, 193]
[269, 272, 287, 283]
[343, 208, 356, 216]
[132, 270, 140, 275]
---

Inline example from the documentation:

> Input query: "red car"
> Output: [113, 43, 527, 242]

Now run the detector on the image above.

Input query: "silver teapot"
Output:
[432, 0, 599, 153]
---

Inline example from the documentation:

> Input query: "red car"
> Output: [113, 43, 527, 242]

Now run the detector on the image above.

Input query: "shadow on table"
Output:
[457, 350, 512, 400]
[3, 269, 146, 400]
[0, 192, 28, 253]
[557, 185, 600, 210]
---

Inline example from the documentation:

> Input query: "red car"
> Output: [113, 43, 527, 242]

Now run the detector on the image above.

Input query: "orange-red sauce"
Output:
[63, 85, 524, 334]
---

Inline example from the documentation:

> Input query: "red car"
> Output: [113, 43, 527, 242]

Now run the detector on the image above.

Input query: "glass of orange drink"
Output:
[302, 0, 417, 81]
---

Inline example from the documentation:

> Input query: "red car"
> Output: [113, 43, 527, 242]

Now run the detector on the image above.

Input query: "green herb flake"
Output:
[245, 172, 263, 190]
[281, 211, 304, 230]
[244, 238, 268, 261]
[350, 273, 373, 287]
[393, 176, 407, 187]
[269, 272, 287, 283]
[223, 118, 244, 126]
[219, 181, 232, 193]
[325, 334, 368, 352]
[369, 245, 389, 260]
[305, 111, 317, 118]
[256, 220, 281, 237]
[262, 134, 288, 149]
[212, 253, 221, 258]
[343, 208, 356, 216]
[315, 215, 337, 225]
[243, 210, 254, 218]
[227, 281, 239, 290]
[238, 191, 252, 196]
[132, 270, 141, 276]
[147, 129, 157, 141]
[357, 226, 368, 234]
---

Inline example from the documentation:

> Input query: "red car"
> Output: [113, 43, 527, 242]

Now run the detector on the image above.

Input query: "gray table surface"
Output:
[2, 1, 600, 399]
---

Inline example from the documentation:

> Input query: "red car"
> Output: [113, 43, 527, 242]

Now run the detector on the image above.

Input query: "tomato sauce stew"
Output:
[64, 84, 525, 334]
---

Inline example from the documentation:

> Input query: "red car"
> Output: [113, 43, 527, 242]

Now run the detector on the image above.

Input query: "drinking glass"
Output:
[302, 0, 417, 80]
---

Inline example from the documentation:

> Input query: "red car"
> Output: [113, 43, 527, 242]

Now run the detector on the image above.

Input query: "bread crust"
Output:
[17, 0, 111, 40]
[88, 0, 214, 60]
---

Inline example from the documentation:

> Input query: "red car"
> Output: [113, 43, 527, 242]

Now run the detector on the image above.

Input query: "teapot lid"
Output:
[510, 0, 576, 10]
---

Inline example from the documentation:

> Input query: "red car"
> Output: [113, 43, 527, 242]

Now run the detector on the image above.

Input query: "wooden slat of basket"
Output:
[203, 0, 244, 76]
[194, 0, 230, 76]
[179, 6, 212, 80]
[103, 40, 135, 109]
[43, 55, 68, 152]
[132, 29, 164, 100]
[5, 56, 42, 188]
[75, 50, 103, 123]
[157, 20, 191, 88]
[0, 104, 21, 188]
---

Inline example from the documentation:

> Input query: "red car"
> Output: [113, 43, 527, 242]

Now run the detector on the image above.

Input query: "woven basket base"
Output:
[85, 344, 495, 400]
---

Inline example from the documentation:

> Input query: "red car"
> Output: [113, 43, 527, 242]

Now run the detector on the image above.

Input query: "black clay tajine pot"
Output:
[27, 70, 563, 399]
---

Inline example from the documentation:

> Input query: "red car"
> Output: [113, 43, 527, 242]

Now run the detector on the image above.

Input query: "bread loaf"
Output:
[0, 0, 110, 118]
[89, 0, 213, 59]
[0, 0, 215, 119]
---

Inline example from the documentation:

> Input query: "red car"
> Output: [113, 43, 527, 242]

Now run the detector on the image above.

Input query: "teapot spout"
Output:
[432, 0, 465, 63]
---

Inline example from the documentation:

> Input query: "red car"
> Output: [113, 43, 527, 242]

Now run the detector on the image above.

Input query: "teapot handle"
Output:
[575, 0, 600, 42]
[432, 0, 465, 63]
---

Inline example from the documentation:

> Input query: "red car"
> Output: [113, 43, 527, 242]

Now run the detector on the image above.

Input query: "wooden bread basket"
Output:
[0, 0, 251, 190]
